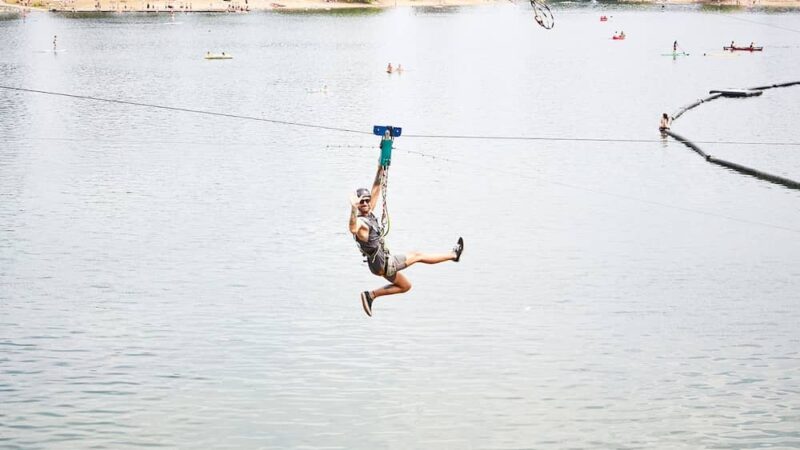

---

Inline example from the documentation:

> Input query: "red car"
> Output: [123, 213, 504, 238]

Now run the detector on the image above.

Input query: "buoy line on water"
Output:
[326, 144, 800, 235]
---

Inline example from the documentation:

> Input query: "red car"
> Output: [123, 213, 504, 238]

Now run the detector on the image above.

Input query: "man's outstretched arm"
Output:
[369, 164, 384, 211]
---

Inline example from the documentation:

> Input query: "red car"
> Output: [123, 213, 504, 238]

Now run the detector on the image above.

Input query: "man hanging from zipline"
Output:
[349, 162, 463, 318]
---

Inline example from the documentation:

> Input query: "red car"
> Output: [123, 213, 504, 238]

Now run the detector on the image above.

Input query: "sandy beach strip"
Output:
[2, 0, 798, 13]
[2, 0, 502, 13]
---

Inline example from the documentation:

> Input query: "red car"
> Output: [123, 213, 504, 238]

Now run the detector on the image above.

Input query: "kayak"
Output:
[662, 52, 689, 56]
[723, 46, 763, 51]
[612, 35, 626, 40]
[205, 54, 233, 60]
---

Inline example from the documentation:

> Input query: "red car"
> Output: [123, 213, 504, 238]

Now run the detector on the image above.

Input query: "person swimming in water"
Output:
[659, 112, 671, 132]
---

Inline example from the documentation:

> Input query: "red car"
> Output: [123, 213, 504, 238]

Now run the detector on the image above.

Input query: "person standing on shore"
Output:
[673, 40, 678, 52]
[349, 164, 464, 317]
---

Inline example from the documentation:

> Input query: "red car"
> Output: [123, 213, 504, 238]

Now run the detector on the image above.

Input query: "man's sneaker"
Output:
[360, 291, 373, 317]
[453, 237, 464, 262]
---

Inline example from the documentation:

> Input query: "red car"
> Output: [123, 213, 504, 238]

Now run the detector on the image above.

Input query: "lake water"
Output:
[1, 4, 800, 449]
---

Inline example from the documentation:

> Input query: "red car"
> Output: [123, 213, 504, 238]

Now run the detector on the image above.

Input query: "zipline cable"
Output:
[401, 133, 800, 147]
[3, 85, 800, 147]
[4, 86, 799, 233]
[4, 135, 799, 148]
[0, 85, 372, 136]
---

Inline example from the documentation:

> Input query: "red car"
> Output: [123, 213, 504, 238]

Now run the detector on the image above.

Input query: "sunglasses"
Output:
[359, 198, 371, 205]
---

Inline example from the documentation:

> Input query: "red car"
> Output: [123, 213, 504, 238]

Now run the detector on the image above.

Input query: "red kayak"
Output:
[612, 35, 626, 40]
[723, 46, 763, 51]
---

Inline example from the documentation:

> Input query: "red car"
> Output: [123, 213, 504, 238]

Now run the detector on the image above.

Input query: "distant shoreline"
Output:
[1, 0, 498, 13]
[2, 0, 799, 13]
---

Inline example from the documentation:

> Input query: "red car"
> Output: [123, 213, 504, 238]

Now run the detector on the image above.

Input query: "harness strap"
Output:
[378, 167, 390, 257]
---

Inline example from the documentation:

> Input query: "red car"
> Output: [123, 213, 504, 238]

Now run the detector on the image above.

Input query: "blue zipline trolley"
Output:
[373, 125, 402, 168]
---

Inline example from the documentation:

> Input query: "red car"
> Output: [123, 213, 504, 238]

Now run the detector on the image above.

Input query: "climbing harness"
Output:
[374, 125, 400, 243]
[356, 125, 402, 273]
[378, 129, 393, 240]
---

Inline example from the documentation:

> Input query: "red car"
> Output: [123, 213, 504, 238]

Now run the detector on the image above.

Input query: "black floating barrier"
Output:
[707, 157, 800, 190]
[709, 89, 763, 98]
[749, 81, 800, 91]
[665, 81, 800, 191]
[671, 93, 722, 121]
[665, 130, 708, 158]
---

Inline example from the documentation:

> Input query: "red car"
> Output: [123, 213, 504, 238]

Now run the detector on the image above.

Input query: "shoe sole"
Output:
[361, 294, 372, 317]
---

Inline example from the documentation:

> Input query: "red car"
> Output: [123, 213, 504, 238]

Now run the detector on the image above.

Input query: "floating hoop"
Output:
[530, 0, 554, 30]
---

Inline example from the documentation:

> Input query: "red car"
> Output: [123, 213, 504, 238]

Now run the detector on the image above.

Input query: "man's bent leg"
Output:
[372, 272, 412, 299]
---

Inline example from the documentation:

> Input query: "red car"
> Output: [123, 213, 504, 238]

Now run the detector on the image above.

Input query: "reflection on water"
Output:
[1, 5, 800, 449]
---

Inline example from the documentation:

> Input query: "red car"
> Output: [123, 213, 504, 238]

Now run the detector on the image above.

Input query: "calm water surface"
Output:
[1, 4, 800, 449]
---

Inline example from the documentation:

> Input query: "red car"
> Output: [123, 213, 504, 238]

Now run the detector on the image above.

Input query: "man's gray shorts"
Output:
[368, 252, 407, 283]
[383, 254, 408, 282]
